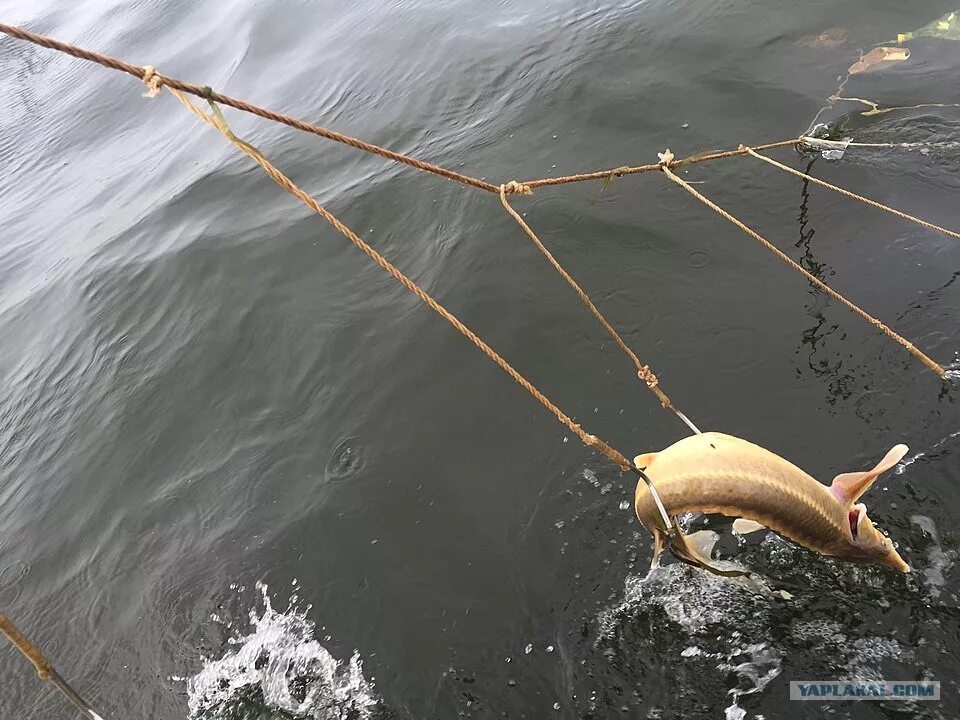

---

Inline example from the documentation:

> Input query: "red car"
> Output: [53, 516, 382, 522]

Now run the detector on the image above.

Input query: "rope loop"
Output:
[140, 65, 162, 98]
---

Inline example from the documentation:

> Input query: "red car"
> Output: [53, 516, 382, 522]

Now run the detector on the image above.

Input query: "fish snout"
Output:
[880, 546, 911, 573]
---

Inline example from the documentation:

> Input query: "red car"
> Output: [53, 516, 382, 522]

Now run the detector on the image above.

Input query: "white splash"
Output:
[910, 515, 954, 598]
[720, 642, 782, 719]
[187, 582, 378, 720]
[897, 427, 960, 474]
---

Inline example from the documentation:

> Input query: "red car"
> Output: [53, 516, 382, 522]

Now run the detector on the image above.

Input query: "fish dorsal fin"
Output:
[633, 452, 658, 469]
[830, 444, 908, 505]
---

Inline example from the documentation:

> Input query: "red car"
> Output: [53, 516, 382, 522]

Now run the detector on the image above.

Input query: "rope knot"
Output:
[501, 180, 532, 196]
[638, 367, 659, 387]
[657, 148, 675, 167]
[141, 65, 162, 98]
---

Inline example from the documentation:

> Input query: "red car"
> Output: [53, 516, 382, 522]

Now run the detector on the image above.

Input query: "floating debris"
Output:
[848, 47, 911, 75]
[795, 28, 849, 49]
[898, 10, 960, 43]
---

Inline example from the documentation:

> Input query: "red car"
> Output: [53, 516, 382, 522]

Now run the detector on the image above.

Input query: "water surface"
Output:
[1, 1, 959, 718]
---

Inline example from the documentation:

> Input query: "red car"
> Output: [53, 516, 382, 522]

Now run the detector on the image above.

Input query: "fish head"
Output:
[848, 503, 910, 572]
[830, 443, 910, 572]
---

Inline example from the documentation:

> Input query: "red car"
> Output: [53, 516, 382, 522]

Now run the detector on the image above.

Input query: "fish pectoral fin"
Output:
[669, 528, 750, 578]
[732, 518, 766, 535]
[669, 526, 718, 567]
[830, 444, 909, 504]
[633, 452, 658, 469]
[685, 529, 720, 558]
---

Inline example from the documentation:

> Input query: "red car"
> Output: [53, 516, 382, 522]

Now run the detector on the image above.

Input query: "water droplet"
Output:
[546, 645, 554, 653]
[524, 644, 533, 654]
[619, 500, 631, 510]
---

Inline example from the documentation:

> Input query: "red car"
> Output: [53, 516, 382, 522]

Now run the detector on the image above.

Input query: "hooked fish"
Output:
[633, 432, 910, 573]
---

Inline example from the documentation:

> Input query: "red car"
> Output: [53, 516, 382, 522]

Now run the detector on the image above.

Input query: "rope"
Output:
[0, 613, 51, 679]
[170, 86, 645, 472]
[0, 24, 812, 199]
[498, 184, 702, 435]
[659, 160, 946, 378]
[0, 23, 509, 195]
[0, 24, 805, 199]
[0, 613, 105, 720]
[174, 87, 679, 531]
[744, 146, 960, 241]
[522, 138, 801, 190]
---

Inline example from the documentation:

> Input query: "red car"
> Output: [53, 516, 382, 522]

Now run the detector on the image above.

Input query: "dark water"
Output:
[2, 1, 960, 718]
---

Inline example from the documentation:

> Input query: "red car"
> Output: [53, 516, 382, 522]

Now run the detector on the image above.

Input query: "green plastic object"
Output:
[898, 10, 960, 43]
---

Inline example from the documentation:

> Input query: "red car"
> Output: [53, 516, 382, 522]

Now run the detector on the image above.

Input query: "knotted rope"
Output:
[497, 182, 701, 435]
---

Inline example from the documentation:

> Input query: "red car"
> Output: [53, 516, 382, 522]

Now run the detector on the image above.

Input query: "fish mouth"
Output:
[848, 506, 861, 539]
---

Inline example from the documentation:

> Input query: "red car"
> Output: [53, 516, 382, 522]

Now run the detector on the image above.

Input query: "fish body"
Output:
[634, 432, 909, 572]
